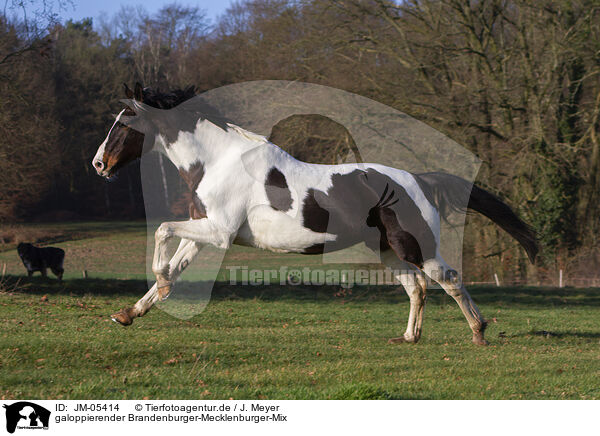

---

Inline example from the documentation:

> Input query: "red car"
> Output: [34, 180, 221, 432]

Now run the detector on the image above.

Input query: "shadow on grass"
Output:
[510, 330, 600, 339]
[1, 275, 148, 297]
[3, 276, 600, 308]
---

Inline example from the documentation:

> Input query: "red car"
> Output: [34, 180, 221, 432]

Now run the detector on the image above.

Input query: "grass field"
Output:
[0, 222, 599, 399]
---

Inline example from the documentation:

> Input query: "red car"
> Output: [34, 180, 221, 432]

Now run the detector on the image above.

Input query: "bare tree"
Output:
[0, 0, 70, 67]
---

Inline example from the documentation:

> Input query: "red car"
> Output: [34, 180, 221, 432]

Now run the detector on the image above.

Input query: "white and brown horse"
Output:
[92, 83, 537, 345]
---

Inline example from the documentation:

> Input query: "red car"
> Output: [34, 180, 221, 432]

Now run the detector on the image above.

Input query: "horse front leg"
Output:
[151, 218, 233, 301]
[153, 223, 175, 301]
[111, 218, 233, 326]
[111, 238, 202, 326]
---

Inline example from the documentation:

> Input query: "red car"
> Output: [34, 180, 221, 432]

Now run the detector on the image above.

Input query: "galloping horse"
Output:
[93, 83, 537, 345]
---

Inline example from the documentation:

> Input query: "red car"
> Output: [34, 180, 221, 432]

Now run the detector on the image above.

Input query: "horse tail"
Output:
[413, 172, 538, 263]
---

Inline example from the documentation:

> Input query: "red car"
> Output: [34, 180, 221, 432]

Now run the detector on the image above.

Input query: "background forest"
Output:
[1, 0, 600, 284]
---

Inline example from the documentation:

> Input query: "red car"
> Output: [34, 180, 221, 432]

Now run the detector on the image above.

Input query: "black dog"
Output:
[17, 243, 65, 280]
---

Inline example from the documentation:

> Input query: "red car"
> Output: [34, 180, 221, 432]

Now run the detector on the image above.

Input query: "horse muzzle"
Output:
[92, 159, 114, 178]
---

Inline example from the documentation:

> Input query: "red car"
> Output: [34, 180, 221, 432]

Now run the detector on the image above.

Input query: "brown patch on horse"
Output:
[300, 169, 436, 262]
[179, 162, 207, 219]
[265, 167, 293, 211]
[179, 162, 204, 190]
[302, 189, 330, 233]
[189, 202, 206, 219]
[369, 209, 424, 268]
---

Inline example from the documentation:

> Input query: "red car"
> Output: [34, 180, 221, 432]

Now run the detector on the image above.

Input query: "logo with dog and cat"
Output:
[2, 402, 50, 433]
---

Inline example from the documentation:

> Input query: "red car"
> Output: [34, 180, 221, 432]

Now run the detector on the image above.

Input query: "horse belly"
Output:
[236, 206, 333, 253]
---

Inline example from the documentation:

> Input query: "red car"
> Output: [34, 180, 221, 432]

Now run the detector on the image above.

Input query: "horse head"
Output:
[92, 83, 197, 178]
[92, 83, 147, 178]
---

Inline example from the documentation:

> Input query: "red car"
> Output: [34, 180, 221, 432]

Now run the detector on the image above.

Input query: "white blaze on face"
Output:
[92, 109, 126, 172]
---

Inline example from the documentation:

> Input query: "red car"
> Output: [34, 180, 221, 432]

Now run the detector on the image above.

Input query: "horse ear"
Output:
[134, 82, 144, 101]
[123, 83, 134, 99]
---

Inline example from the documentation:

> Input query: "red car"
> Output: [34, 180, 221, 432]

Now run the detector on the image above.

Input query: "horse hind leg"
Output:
[380, 241, 428, 344]
[376, 207, 429, 344]
[388, 268, 427, 344]
[423, 258, 488, 345]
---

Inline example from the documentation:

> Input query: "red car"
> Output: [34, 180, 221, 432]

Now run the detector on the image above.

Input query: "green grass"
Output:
[0, 221, 348, 281]
[0, 222, 599, 399]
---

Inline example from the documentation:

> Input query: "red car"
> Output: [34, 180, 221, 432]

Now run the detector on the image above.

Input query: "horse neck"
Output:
[159, 120, 257, 171]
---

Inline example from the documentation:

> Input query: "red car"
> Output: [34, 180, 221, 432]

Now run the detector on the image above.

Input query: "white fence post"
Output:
[494, 273, 500, 287]
[559, 269, 563, 288]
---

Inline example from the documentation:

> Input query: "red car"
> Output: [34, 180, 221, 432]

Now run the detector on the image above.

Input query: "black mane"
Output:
[142, 86, 197, 109]
[136, 84, 232, 133]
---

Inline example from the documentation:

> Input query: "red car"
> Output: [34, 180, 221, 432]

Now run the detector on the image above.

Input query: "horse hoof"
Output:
[472, 321, 489, 345]
[111, 308, 135, 326]
[388, 336, 413, 344]
[472, 335, 489, 346]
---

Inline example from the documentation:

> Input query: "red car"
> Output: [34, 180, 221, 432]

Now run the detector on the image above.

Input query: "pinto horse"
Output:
[92, 83, 537, 345]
